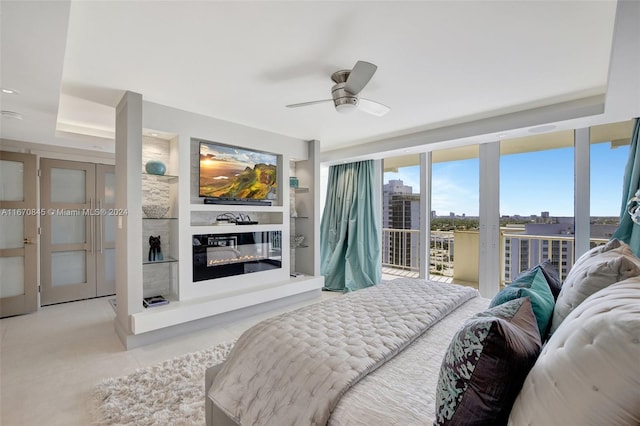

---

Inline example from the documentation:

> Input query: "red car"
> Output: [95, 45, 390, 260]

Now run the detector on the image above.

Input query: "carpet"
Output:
[92, 341, 235, 425]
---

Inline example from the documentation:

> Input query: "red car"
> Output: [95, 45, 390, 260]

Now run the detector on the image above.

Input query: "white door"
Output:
[39, 159, 116, 305]
[0, 151, 38, 317]
[96, 163, 116, 297]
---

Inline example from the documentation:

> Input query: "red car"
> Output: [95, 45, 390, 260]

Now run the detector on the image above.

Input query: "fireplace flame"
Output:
[207, 254, 267, 267]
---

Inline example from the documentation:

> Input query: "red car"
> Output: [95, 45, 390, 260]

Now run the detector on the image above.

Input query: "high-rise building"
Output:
[503, 220, 617, 281]
[383, 180, 420, 270]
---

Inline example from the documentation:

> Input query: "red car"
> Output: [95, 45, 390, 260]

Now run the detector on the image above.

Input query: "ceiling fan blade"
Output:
[286, 99, 333, 108]
[344, 61, 377, 95]
[359, 98, 390, 117]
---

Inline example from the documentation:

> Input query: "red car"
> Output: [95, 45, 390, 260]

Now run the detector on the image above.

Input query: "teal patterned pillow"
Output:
[490, 268, 555, 338]
[434, 297, 542, 426]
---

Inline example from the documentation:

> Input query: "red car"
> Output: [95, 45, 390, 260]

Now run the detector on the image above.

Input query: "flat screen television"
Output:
[199, 140, 278, 202]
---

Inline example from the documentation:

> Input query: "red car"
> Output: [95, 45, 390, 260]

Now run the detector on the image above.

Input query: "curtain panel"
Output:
[613, 118, 640, 256]
[320, 160, 381, 291]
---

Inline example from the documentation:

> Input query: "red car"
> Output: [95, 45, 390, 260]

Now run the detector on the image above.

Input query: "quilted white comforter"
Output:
[208, 279, 479, 426]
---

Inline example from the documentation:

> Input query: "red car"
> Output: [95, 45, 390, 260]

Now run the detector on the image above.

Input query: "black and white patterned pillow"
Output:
[434, 297, 542, 425]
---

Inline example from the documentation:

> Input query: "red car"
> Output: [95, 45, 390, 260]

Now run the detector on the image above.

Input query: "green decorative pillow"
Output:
[434, 298, 542, 425]
[536, 259, 562, 300]
[490, 268, 555, 338]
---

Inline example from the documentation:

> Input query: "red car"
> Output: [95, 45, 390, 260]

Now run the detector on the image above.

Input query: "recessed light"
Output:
[1, 110, 23, 120]
[1, 88, 19, 95]
[498, 133, 508, 138]
[150, 132, 159, 137]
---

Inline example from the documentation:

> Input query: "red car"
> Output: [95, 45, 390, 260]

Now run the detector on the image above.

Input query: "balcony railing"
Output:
[502, 233, 609, 283]
[382, 228, 420, 274]
[382, 228, 454, 278]
[382, 228, 610, 283]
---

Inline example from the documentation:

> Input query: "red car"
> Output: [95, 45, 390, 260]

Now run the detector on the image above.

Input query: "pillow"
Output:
[508, 277, 640, 426]
[536, 259, 562, 300]
[549, 246, 640, 333]
[490, 268, 555, 338]
[572, 238, 623, 267]
[434, 297, 542, 426]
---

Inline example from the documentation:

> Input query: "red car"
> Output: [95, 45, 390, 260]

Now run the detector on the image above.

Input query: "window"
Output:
[382, 156, 420, 276]
[500, 132, 574, 282]
[431, 146, 479, 282]
[590, 125, 631, 241]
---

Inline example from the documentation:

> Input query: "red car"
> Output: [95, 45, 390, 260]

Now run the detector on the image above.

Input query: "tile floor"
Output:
[0, 290, 342, 426]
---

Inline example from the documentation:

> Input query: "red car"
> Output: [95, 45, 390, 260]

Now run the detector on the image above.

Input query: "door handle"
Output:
[23, 238, 34, 245]
[98, 199, 103, 253]
[89, 197, 94, 254]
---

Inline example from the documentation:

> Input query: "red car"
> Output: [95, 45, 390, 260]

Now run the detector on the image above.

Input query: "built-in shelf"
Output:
[191, 204, 284, 212]
[188, 223, 283, 234]
[143, 217, 178, 220]
[130, 275, 324, 334]
[143, 257, 178, 265]
[142, 172, 179, 182]
[295, 187, 310, 193]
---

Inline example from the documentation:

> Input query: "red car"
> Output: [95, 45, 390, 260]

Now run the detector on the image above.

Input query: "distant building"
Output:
[382, 180, 420, 270]
[503, 219, 617, 282]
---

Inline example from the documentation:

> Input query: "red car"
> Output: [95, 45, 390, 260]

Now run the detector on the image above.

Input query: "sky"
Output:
[384, 142, 629, 217]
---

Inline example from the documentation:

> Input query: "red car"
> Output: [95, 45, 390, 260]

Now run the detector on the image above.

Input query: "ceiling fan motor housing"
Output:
[331, 82, 358, 112]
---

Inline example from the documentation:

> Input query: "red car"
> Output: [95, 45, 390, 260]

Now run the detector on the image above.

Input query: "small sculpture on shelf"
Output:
[292, 234, 305, 247]
[148, 235, 164, 262]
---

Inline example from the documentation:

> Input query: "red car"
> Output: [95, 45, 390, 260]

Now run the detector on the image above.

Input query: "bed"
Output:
[206, 279, 488, 425]
[205, 240, 640, 426]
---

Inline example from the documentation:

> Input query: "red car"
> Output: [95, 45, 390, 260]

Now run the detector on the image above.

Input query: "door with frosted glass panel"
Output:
[40, 159, 115, 305]
[0, 151, 38, 317]
[96, 164, 116, 297]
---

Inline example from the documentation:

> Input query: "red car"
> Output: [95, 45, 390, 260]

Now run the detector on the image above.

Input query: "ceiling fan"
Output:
[286, 61, 390, 117]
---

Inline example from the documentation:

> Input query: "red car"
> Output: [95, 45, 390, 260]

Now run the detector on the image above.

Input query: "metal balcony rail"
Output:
[502, 233, 609, 284]
[382, 228, 610, 283]
[382, 228, 454, 277]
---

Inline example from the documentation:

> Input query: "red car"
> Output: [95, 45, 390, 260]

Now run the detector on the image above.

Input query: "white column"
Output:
[419, 152, 432, 279]
[479, 142, 501, 298]
[574, 128, 591, 258]
[115, 91, 144, 338]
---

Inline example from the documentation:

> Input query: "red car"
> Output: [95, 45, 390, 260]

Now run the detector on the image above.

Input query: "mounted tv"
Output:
[199, 140, 278, 204]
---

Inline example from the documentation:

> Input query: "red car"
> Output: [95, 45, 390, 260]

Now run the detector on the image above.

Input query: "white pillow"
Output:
[550, 244, 640, 333]
[573, 238, 622, 266]
[508, 277, 640, 426]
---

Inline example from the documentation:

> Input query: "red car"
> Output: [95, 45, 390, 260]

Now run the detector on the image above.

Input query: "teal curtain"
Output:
[612, 118, 640, 256]
[320, 160, 381, 291]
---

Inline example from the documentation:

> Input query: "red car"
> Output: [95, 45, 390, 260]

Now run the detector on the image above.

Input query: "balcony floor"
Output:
[382, 267, 478, 290]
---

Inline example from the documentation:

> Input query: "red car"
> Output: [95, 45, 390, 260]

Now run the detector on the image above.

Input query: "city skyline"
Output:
[384, 142, 629, 218]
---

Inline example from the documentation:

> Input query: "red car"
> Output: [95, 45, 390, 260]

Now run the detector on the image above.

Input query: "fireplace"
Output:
[192, 231, 282, 282]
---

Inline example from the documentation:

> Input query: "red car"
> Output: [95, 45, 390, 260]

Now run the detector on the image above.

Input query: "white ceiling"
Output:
[1, 1, 639, 162]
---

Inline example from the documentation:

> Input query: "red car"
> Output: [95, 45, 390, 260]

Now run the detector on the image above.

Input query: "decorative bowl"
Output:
[142, 204, 169, 218]
[145, 160, 167, 176]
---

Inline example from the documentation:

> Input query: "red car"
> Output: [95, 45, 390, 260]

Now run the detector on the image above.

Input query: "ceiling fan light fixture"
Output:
[335, 102, 358, 114]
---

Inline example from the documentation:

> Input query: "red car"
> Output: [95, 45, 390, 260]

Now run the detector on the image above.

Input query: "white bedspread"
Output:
[208, 279, 478, 426]
[330, 296, 490, 425]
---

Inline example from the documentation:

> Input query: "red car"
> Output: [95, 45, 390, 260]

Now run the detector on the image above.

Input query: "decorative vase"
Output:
[145, 160, 166, 175]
